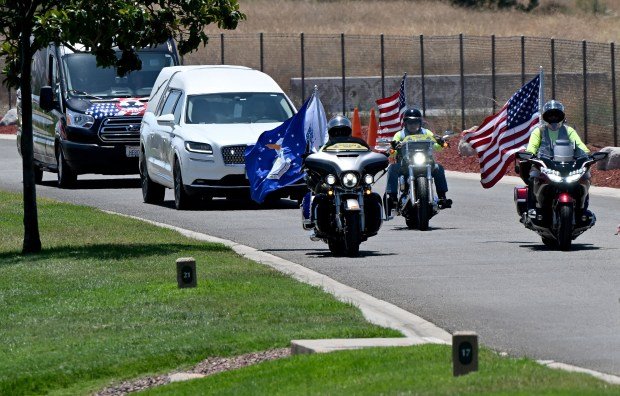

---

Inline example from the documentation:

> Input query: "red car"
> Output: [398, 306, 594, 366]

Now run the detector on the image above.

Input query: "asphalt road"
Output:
[1, 136, 619, 376]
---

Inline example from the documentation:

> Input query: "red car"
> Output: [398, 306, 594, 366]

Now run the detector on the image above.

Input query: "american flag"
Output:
[463, 74, 541, 189]
[375, 73, 407, 141]
[85, 98, 147, 119]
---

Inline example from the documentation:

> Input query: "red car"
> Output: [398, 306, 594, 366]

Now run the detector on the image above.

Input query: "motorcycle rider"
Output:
[302, 115, 371, 224]
[524, 100, 591, 217]
[384, 107, 451, 210]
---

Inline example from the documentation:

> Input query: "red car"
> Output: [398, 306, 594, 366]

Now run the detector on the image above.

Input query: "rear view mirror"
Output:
[156, 113, 175, 127]
[39, 86, 54, 111]
[591, 151, 608, 161]
[515, 151, 533, 161]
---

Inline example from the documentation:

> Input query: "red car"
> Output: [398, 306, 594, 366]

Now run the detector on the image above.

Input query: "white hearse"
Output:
[139, 65, 304, 209]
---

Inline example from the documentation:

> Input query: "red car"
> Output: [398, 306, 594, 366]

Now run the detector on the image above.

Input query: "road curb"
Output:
[0, 134, 16, 140]
[102, 210, 620, 385]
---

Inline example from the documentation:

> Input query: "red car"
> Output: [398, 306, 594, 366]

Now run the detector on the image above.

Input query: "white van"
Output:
[139, 65, 305, 209]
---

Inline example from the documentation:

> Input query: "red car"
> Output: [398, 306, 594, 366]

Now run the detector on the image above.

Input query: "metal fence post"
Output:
[521, 35, 526, 85]
[491, 35, 496, 114]
[582, 40, 588, 144]
[420, 34, 426, 117]
[220, 33, 225, 65]
[612, 42, 618, 147]
[259, 33, 264, 72]
[460, 33, 465, 131]
[551, 38, 556, 99]
[341, 33, 346, 115]
[381, 34, 385, 99]
[301, 33, 305, 102]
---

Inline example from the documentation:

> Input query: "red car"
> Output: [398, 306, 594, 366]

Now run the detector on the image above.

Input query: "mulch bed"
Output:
[0, 125, 16, 134]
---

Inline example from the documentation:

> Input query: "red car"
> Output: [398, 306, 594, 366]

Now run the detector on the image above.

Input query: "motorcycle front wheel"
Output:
[328, 238, 346, 257]
[343, 211, 361, 257]
[557, 205, 573, 251]
[415, 177, 430, 231]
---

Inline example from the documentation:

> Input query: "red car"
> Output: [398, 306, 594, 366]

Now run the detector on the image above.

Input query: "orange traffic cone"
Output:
[351, 107, 362, 138]
[367, 108, 378, 148]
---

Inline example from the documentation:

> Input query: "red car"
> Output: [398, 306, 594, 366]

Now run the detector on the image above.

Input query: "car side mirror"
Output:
[39, 86, 54, 111]
[156, 113, 175, 127]
[591, 151, 608, 161]
[515, 151, 533, 161]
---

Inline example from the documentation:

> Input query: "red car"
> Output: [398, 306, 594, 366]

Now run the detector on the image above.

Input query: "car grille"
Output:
[221, 145, 247, 165]
[98, 116, 142, 143]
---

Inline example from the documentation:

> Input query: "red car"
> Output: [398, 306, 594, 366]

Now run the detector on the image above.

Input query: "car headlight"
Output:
[326, 174, 337, 185]
[66, 109, 94, 128]
[342, 172, 358, 188]
[185, 141, 213, 154]
[364, 174, 374, 184]
[412, 152, 426, 166]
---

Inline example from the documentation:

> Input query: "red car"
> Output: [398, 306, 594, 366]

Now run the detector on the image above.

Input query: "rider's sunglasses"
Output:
[404, 119, 421, 124]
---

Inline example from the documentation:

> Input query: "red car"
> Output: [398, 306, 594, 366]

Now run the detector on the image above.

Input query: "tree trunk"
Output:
[20, 30, 42, 254]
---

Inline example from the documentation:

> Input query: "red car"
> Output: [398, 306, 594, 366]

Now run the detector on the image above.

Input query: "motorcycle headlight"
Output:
[66, 109, 94, 128]
[541, 167, 562, 182]
[412, 152, 426, 166]
[326, 174, 337, 185]
[565, 168, 586, 183]
[342, 172, 358, 188]
[364, 174, 374, 184]
[185, 141, 213, 154]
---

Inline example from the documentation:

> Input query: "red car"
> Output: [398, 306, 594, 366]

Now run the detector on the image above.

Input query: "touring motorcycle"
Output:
[514, 139, 608, 251]
[301, 138, 388, 257]
[386, 133, 452, 230]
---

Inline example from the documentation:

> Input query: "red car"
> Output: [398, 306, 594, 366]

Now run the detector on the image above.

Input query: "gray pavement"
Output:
[1, 136, 619, 378]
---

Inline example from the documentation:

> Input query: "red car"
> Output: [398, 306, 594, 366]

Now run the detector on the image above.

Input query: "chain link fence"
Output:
[2, 33, 617, 146]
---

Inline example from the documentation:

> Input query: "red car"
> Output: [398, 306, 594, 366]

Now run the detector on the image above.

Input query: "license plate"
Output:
[125, 146, 140, 158]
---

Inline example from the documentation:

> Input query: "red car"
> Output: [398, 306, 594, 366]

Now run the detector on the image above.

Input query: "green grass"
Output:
[146, 345, 620, 395]
[0, 191, 400, 395]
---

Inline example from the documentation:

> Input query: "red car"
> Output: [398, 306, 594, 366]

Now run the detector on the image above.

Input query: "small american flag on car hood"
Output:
[85, 98, 147, 119]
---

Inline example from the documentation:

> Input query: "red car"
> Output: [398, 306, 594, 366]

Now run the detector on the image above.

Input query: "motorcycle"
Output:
[386, 132, 453, 230]
[514, 139, 608, 251]
[301, 139, 389, 257]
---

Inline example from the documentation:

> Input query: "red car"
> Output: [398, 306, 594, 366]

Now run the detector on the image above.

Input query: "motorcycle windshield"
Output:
[322, 142, 369, 152]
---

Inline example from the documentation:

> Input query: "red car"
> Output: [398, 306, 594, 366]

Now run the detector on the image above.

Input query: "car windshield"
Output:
[185, 93, 294, 124]
[63, 51, 175, 98]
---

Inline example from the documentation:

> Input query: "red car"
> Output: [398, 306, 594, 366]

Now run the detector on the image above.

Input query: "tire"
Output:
[57, 148, 76, 188]
[541, 236, 557, 248]
[140, 150, 165, 204]
[33, 166, 43, 184]
[405, 215, 418, 229]
[173, 158, 195, 210]
[328, 238, 345, 257]
[343, 211, 361, 257]
[415, 176, 430, 231]
[557, 205, 573, 251]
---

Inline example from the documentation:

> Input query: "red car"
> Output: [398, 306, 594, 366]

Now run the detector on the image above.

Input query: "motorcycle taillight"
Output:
[514, 186, 528, 202]
[558, 193, 573, 203]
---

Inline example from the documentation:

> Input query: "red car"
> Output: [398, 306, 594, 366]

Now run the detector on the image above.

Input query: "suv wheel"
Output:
[173, 158, 195, 210]
[57, 148, 76, 188]
[140, 150, 165, 204]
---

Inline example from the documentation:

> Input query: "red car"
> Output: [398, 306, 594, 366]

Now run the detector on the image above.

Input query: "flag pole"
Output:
[403, 72, 408, 108]
[539, 66, 544, 122]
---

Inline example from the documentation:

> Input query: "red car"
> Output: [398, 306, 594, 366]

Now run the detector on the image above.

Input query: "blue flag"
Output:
[245, 93, 327, 203]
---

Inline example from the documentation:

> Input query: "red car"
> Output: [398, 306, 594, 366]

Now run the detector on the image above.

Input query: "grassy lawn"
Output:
[146, 345, 620, 395]
[0, 191, 400, 395]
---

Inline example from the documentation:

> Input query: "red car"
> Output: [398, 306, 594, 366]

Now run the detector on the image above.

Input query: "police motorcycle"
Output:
[387, 132, 452, 231]
[301, 116, 389, 257]
[514, 140, 608, 251]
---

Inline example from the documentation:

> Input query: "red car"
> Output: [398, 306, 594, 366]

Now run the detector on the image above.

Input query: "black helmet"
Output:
[403, 108, 422, 121]
[542, 100, 565, 124]
[327, 115, 352, 138]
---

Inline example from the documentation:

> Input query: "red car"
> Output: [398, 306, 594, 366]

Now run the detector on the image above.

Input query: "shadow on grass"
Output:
[0, 242, 229, 267]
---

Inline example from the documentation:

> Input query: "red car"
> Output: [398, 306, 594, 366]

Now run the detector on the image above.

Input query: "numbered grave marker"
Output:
[176, 257, 197, 288]
[452, 331, 478, 376]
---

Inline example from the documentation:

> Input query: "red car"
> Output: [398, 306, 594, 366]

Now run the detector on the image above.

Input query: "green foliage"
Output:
[450, 0, 539, 11]
[0, 0, 246, 86]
